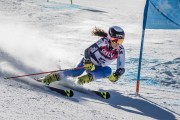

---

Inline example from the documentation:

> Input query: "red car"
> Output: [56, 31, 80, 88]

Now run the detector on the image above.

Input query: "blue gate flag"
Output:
[136, 0, 180, 94]
[145, 0, 180, 29]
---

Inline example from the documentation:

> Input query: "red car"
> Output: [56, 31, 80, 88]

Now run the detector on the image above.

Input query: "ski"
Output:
[47, 86, 74, 97]
[58, 82, 110, 99]
[92, 90, 110, 99]
[34, 77, 110, 98]
[34, 78, 74, 97]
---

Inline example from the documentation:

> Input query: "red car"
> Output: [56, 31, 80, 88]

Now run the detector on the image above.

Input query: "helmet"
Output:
[108, 26, 125, 39]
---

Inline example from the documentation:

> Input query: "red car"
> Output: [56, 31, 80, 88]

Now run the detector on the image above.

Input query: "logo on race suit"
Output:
[99, 46, 118, 59]
[90, 46, 98, 53]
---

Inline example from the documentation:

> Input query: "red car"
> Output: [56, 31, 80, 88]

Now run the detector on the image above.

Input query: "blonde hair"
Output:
[91, 26, 107, 37]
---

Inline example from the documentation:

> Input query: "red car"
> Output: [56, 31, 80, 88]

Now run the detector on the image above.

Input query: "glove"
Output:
[83, 59, 95, 71]
[108, 73, 120, 82]
[108, 68, 125, 82]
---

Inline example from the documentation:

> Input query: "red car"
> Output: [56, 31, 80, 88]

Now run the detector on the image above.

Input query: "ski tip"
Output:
[65, 90, 74, 97]
[102, 92, 110, 99]
[94, 91, 110, 99]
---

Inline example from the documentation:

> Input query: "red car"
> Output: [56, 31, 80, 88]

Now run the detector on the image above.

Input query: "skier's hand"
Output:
[84, 59, 95, 71]
[108, 68, 125, 82]
[108, 73, 120, 82]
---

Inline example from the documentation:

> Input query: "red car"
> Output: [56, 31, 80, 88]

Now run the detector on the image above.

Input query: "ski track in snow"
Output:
[0, 0, 180, 120]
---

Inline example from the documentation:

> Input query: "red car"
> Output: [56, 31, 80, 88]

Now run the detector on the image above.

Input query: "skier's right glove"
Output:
[83, 59, 95, 71]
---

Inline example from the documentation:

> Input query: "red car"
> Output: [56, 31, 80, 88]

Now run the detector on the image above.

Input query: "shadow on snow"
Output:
[105, 90, 177, 120]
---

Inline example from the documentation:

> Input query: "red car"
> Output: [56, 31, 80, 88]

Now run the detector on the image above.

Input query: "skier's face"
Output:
[110, 38, 124, 44]
[110, 38, 124, 49]
[111, 41, 120, 49]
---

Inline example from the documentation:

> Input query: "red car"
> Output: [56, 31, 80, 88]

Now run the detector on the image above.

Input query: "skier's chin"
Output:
[112, 45, 119, 49]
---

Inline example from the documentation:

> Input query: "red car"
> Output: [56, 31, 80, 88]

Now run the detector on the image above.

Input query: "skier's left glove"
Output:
[108, 73, 120, 82]
[83, 59, 95, 71]
[108, 68, 125, 82]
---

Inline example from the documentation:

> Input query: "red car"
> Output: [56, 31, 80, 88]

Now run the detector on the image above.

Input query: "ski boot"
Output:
[38, 72, 60, 85]
[77, 73, 93, 85]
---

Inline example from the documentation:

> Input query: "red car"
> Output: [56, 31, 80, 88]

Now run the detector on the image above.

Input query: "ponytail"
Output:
[91, 26, 107, 37]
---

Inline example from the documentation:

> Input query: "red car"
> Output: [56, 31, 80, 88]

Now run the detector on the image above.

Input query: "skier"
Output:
[40, 26, 125, 85]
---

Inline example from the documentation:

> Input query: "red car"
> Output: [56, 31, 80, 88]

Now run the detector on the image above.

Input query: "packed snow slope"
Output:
[0, 0, 180, 120]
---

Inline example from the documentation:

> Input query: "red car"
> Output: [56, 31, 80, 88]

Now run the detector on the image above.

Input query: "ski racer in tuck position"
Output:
[40, 26, 125, 85]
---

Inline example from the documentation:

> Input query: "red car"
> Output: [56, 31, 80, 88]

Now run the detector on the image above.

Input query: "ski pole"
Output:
[4, 66, 84, 79]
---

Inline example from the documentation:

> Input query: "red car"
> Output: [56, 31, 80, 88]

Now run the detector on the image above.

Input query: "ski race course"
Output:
[0, 0, 180, 120]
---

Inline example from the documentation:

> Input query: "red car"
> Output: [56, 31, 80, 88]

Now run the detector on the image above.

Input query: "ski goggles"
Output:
[110, 38, 124, 44]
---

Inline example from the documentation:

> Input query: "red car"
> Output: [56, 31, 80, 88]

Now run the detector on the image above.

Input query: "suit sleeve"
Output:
[84, 39, 103, 59]
[115, 47, 125, 76]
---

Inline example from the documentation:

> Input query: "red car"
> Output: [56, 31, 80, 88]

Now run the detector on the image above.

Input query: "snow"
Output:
[0, 0, 180, 120]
